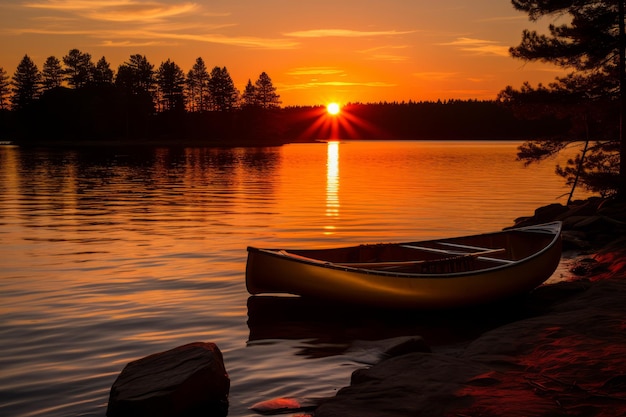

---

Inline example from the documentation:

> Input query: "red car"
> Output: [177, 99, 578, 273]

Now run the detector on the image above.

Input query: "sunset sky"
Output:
[0, 0, 568, 106]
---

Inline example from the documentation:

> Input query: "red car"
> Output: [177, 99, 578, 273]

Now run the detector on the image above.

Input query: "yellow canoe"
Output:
[245, 222, 562, 309]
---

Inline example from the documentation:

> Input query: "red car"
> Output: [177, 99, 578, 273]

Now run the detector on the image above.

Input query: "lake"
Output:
[0, 141, 590, 417]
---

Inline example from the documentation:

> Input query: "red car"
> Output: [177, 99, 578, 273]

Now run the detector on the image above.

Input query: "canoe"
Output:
[245, 222, 562, 309]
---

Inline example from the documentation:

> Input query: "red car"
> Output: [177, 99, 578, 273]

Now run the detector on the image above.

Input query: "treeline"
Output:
[288, 100, 570, 141]
[0, 97, 571, 145]
[0, 49, 570, 145]
[1, 50, 281, 112]
[0, 49, 287, 144]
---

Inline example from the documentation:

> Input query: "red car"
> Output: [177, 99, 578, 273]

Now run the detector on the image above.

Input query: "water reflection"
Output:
[1, 146, 282, 235]
[0, 142, 592, 417]
[246, 294, 536, 358]
[325, 142, 340, 234]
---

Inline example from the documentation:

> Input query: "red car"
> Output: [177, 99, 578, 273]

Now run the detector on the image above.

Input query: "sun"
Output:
[326, 102, 341, 115]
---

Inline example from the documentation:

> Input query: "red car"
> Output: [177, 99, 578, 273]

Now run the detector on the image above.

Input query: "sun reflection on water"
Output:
[325, 141, 340, 234]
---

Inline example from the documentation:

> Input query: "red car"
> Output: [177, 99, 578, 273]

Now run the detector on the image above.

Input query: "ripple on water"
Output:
[0, 142, 591, 417]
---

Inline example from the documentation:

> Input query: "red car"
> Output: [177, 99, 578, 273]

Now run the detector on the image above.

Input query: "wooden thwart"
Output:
[401, 244, 505, 256]
[336, 245, 510, 270]
[279, 244, 513, 272]
[335, 259, 428, 269]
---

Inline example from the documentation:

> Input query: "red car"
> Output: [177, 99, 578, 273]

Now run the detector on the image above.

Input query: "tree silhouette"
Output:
[254, 72, 281, 109]
[11, 55, 41, 110]
[156, 59, 185, 112]
[42, 56, 63, 91]
[208, 66, 238, 111]
[186, 57, 210, 112]
[92, 56, 114, 86]
[241, 79, 257, 107]
[506, 0, 622, 197]
[115, 54, 156, 138]
[116, 54, 155, 96]
[63, 49, 94, 89]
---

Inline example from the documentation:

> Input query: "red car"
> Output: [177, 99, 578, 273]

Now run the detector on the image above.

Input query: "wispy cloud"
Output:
[24, 0, 201, 22]
[12, 27, 92, 36]
[287, 67, 346, 76]
[359, 45, 410, 62]
[281, 80, 396, 91]
[24, 0, 131, 10]
[98, 31, 299, 49]
[13, 26, 299, 49]
[17, 0, 297, 49]
[285, 29, 413, 38]
[83, 4, 199, 23]
[439, 37, 509, 57]
[101, 40, 172, 48]
[367, 54, 408, 62]
[165, 33, 298, 49]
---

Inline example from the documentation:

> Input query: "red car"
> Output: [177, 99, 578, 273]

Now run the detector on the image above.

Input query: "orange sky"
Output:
[0, 0, 567, 106]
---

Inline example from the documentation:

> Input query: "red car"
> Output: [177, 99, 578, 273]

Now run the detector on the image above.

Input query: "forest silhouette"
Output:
[0, 90, 571, 146]
[0, 51, 571, 146]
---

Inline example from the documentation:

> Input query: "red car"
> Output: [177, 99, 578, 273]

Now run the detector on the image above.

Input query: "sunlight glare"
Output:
[326, 102, 341, 115]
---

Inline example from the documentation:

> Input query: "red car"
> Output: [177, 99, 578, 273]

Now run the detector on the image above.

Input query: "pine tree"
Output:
[42, 56, 63, 91]
[186, 57, 210, 112]
[208, 66, 239, 111]
[254, 72, 281, 109]
[241, 79, 257, 107]
[156, 59, 185, 112]
[63, 49, 94, 88]
[504, 0, 623, 197]
[92, 56, 114, 86]
[115, 54, 155, 96]
[11, 55, 41, 110]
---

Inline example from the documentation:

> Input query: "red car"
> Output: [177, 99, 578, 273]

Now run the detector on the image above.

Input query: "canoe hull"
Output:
[246, 222, 562, 309]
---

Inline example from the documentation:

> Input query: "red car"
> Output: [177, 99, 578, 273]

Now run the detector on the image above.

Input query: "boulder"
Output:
[533, 203, 568, 222]
[107, 342, 229, 417]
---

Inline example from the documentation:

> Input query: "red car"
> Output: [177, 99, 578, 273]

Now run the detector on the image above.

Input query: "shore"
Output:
[315, 198, 626, 417]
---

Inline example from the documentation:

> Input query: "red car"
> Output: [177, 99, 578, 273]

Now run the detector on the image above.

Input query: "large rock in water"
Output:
[106, 342, 229, 417]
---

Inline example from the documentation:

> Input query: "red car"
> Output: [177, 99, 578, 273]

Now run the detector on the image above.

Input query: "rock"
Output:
[557, 197, 603, 219]
[249, 396, 323, 414]
[597, 199, 626, 221]
[570, 258, 602, 276]
[560, 230, 591, 250]
[316, 278, 626, 417]
[106, 342, 229, 417]
[561, 215, 591, 229]
[512, 203, 567, 227]
[533, 203, 568, 222]
[345, 336, 430, 365]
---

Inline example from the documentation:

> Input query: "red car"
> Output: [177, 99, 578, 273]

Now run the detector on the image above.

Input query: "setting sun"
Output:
[327, 102, 341, 115]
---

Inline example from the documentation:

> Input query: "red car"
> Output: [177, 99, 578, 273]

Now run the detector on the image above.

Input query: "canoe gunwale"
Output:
[247, 222, 562, 280]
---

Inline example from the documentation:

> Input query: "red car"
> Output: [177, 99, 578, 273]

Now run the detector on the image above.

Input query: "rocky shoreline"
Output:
[314, 197, 626, 417]
[105, 198, 626, 416]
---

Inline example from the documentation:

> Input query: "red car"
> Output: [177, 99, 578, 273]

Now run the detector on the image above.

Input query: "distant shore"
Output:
[2, 137, 538, 150]
[1, 100, 571, 145]
[315, 197, 626, 417]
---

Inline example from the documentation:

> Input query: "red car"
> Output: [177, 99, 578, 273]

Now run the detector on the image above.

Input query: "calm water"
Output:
[0, 141, 589, 417]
